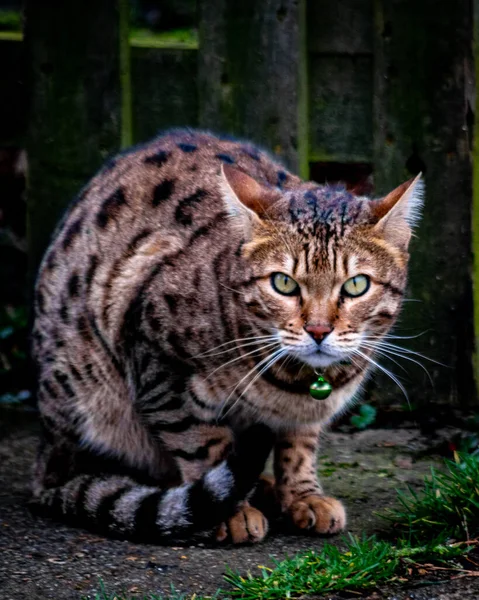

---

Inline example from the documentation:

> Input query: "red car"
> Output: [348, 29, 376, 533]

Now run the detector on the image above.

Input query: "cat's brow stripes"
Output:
[302, 243, 310, 274]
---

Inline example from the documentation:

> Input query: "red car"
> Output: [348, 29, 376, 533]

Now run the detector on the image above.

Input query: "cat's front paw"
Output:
[287, 495, 346, 534]
[215, 503, 268, 544]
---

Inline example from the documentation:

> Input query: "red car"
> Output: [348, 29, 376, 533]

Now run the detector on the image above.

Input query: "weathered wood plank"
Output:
[197, 0, 229, 133]
[373, 0, 476, 406]
[307, 0, 373, 54]
[24, 0, 122, 279]
[131, 47, 198, 143]
[309, 55, 372, 162]
[0, 39, 27, 146]
[198, 0, 308, 176]
[474, 0, 479, 399]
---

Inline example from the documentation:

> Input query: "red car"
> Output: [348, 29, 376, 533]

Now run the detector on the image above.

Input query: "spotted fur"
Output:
[31, 129, 423, 543]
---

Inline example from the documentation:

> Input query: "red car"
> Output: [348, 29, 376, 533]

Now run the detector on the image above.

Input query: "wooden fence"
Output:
[1, 0, 477, 407]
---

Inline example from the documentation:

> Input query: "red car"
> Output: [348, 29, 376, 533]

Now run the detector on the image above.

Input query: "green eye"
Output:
[342, 274, 370, 298]
[271, 272, 300, 296]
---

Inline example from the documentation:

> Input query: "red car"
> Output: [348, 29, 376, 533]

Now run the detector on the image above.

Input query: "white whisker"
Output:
[353, 349, 410, 405]
[361, 342, 436, 385]
[219, 348, 286, 419]
[363, 340, 446, 367]
[382, 331, 430, 340]
[360, 344, 409, 374]
[222, 349, 288, 419]
[218, 281, 247, 297]
[204, 341, 280, 380]
[193, 334, 276, 358]
[196, 337, 278, 359]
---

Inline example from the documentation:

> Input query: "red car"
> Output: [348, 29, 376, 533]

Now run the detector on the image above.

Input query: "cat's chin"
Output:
[295, 351, 344, 369]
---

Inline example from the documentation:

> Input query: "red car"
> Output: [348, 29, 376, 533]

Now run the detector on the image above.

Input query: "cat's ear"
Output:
[370, 173, 424, 248]
[220, 164, 280, 229]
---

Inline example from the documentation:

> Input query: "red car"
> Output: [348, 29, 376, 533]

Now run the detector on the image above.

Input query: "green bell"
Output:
[309, 374, 332, 400]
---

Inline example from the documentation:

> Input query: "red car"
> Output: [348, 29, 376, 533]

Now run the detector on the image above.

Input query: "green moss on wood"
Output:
[0, 31, 22, 41]
[130, 27, 198, 49]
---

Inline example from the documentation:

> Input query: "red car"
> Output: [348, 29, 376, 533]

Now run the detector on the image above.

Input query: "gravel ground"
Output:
[1, 410, 478, 600]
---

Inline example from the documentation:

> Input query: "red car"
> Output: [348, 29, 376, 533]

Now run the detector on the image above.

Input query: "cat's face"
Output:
[222, 166, 423, 369]
[242, 218, 407, 368]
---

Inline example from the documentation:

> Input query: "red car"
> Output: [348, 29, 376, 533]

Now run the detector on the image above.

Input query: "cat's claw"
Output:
[216, 503, 268, 544]
[288, 495, 346, 534]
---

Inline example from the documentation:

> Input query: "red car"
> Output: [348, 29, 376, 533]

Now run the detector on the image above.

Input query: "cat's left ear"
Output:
[220, 164, 281, 232]
[370, 173, 424, 249]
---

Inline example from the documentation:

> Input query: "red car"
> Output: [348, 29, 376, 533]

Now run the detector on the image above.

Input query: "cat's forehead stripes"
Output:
[287, 187, 369, 233]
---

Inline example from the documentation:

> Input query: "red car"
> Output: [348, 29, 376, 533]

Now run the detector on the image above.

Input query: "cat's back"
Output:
[33, 129, 299, 343]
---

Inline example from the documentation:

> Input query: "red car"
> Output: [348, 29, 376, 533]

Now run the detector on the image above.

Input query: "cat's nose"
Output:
[304, 324, 332, 344]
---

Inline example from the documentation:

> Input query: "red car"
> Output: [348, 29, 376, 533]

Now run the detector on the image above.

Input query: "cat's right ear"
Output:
[220, 164, 280, 233]
[370, 174, 424, 249]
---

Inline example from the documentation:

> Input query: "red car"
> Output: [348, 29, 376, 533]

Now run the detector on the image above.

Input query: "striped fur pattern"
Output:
[31, 130, 423, 543]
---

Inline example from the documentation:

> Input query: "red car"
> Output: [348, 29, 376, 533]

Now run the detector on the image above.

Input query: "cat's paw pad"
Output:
[216, 504, 268, 544]
[288, 495, 346, 534]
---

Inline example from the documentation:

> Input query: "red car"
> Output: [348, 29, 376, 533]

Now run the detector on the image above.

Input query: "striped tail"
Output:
[31, 425, 274, 541]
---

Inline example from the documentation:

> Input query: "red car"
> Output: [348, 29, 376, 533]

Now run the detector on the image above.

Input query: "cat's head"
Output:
[221, 165, 424, 369]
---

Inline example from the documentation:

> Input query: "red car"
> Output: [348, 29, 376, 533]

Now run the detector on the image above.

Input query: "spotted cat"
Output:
[31, 129, 423, 544]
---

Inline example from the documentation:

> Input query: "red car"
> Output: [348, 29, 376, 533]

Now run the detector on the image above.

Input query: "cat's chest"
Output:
[189, 371, 363, 429]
